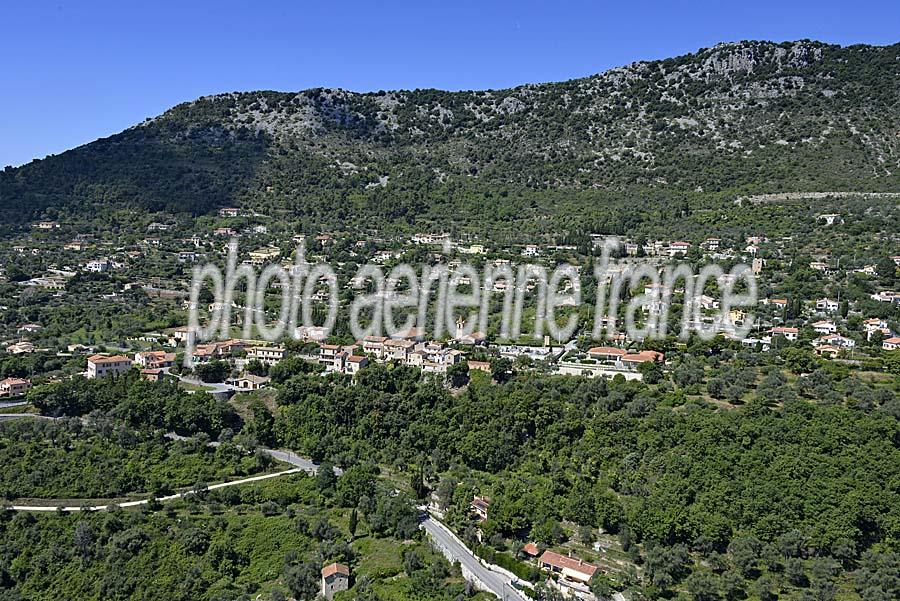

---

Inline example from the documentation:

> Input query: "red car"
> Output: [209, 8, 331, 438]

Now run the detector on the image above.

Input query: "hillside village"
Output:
[2, 201, 897, 399]
[5, 5, 900, 596]
[0, 198, 900, 599]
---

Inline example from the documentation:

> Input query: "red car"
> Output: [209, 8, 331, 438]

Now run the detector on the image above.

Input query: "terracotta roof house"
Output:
[587, 346, 627, 361]
[768, 327, 799, 341]
[87, 354, 133, 379]
[467, 360, 491, 373]
[0, 377, 31, 397]
[522, 542, 540, 557]
[538, 550, 598, 584]
[345, 355, 368, 375]
[134, 350, 176, 369]
[321, 563, 350, 600]
[227, 374, 271, 390]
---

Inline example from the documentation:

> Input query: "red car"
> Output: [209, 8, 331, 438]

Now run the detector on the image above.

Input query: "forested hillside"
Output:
[2, 40, 899, 230]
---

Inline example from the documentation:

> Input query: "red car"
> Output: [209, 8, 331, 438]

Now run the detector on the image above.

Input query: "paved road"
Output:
[176, 374, 234, 396]
[0, 401, 28, 409]
[10, 468, 303, 512]
[163, 434, 344, 478]
[263, 448, 343, 476]
[0, 413, 58, 421]
[7, 444, 342, 512]
[421, 514, 529, 600]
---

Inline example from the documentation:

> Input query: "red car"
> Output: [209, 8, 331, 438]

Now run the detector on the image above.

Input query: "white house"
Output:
[871, 291, 899, 304]
[864, 318, 892, 341]
[227, 374, 270, 390]
[811, 321, 837, 335]
[768, 327, 799, 342]
[702, 238, 721, 251]
[87, 354, 133, 379]
[814, 334, 855, 349]
[248, 346, 285, 366]
[85, 259, 111, 273]
[669, 241, 691, 257]
[884, 337, 900, 352]
[815, 298, 840, 313]
[411, 233, 449, 245]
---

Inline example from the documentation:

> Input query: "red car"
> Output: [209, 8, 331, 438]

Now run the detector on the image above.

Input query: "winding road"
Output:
[5, 426, 522, 600]
[7, 447, 341, 512]
[421, 513, 530, 601]
[9, 468, 304, 512]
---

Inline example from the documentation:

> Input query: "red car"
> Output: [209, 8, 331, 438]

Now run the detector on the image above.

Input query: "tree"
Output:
[685, 571, 721, 601]
[284, 561, 319, 599]
[245, 359, 267, 376]
[349, 508, 358, 539]
[876, 256, 897, 283]
[436, 476, 457, 511]
[73, 521, 94, 563]
[194, 360, 230, 383]
[644, 543, 690, 591]
[369, 493, 419, 539]
[782, 347, 818, 375]
[638, 359, 663, 384]
[721, 570, 744, 601]
[728, 536, 761, 577]
[316, 461, 337, 492]
[490, 357, 512, 383]
[534, 581, 566, 601]
[336, 464, 377, 508]
[753, 573, 778, 601]
[778, 529, 806, 558]
[786, 557, 809, 587]
[447, 361, 470, 388]
[246, 399, 275, 446]
[409, 462, 428, 500]
[855, 551, 900, 600]
[885, 351, 900, 376]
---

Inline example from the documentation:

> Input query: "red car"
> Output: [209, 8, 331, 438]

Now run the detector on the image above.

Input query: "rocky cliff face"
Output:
[3, 40, 899, 225]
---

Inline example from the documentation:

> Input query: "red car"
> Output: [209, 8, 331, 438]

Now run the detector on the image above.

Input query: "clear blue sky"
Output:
[2, 0, 898, 168]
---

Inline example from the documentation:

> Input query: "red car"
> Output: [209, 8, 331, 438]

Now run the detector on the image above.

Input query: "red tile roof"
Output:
[88, 354, 130, 364]
[538, 550, 598, 578]
[587, 346, 626, 356]
[769, 327, 798, 334]
[321, 562, 349, 578]
[621, 350, 664, 363]
[522, 543, 539, 556]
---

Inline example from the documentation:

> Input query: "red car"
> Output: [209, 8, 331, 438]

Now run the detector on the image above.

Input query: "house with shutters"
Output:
[87, 354, 133, 379]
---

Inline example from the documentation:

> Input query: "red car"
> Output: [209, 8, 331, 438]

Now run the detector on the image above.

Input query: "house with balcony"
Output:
[134, 351, 176, 369]
[247, 346, 286, 366]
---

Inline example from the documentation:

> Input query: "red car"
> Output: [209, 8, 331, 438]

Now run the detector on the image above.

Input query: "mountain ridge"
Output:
[2, 39, 899, 229]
